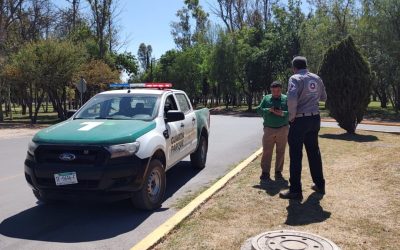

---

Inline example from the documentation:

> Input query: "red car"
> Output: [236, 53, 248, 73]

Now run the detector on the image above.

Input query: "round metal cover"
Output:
[250, 230, 340, 250]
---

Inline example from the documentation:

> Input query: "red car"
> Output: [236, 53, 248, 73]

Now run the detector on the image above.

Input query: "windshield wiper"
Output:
[94, 116, 118, 120]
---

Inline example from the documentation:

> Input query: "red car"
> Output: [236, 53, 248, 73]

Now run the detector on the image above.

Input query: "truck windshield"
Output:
[74, 94, 160, 121]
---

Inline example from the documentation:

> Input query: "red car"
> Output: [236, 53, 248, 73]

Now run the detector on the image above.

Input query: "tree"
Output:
[113, 51, 138, 78]
[209, 31, 237, 108]
[357, 0, 400, 112]
[137, 43, 152, 72]
[78, 59, 119, 100]
[3, 40, 86, 123]
[171, 7, 192, 50]
[87, 0, 113, 58]
[319, 36, 372, 134]
[184, 0, 209, 44]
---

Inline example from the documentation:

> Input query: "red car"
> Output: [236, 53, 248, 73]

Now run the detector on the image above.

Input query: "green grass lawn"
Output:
[1, 104, 60, 125]
[318, 101, 400, 122]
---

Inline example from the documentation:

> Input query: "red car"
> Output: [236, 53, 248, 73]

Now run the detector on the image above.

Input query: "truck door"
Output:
[164, 94, 184, 167]
[175, 92, 198, 156]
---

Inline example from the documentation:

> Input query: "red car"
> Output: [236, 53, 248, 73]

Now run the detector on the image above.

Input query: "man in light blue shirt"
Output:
[280, 56, 327, 200]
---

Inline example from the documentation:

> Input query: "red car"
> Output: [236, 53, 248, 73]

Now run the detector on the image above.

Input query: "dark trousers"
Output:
[288, 115, 325, 193]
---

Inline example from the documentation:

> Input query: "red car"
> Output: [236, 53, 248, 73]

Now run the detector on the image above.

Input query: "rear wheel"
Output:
[132, 159, 166, 210]
[190, 134, 208, 170]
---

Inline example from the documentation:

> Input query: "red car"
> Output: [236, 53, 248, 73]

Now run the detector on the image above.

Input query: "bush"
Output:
[319, 36, 372, 134]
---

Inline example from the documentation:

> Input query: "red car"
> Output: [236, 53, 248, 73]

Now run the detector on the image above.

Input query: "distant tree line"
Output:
[1, 0, 399, 125]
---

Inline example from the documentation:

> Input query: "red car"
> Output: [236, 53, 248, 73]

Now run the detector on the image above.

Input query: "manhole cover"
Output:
[243, 230, 340, 250]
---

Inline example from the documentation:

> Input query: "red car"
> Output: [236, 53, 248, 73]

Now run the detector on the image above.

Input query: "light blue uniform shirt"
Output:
[287, 69, 327, 121]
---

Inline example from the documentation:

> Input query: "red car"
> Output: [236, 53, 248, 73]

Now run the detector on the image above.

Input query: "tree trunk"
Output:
[32, 93, 45, 124]
[0, 99, 3, 122]
[28, 84, 34, 124]
[45, 96, 49, 112]
[22, 102, 27, 115]
[247, 93, 253, 112]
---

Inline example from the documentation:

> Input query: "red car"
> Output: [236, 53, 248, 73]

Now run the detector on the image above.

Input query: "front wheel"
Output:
[190, 135, 208, 170]
[132, 159, 166, 210]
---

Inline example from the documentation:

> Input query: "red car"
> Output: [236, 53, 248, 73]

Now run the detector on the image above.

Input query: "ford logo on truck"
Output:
[59, 153, 76, 161]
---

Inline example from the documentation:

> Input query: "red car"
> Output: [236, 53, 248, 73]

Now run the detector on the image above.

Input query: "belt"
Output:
[265, 124, 289, 129]
[295, 112, 320, 118]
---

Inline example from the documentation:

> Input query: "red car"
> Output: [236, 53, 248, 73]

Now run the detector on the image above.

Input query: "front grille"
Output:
[36, 145, 108, 166]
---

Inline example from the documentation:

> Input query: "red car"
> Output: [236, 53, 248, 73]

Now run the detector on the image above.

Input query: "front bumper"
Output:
[24, 145, 148, 202]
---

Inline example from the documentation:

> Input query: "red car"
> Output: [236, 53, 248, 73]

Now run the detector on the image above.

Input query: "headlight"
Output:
[28, 141, 39, 155]
[105, 142, 140, 158]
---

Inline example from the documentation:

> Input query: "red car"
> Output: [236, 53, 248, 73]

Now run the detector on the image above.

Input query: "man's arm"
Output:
[256, 96, 267, 115]
[287, 77, 299, 121]
[319, 78, 327, 102]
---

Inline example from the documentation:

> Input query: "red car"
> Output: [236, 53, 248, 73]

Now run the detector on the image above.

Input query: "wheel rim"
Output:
[201, 139, 207, 164]
[146, 169, 162, 202]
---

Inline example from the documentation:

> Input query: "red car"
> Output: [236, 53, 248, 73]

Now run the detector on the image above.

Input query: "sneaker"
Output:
[311, 184, 325, 195]
[279, 190, 303, 200]
[260, 172, 271, 182]
[275, 171, 284, 180]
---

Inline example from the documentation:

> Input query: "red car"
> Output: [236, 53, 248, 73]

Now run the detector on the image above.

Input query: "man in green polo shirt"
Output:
[256, 81, 289, 182]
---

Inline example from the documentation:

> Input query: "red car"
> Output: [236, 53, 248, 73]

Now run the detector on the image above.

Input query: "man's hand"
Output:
[270, 108, 284, 117]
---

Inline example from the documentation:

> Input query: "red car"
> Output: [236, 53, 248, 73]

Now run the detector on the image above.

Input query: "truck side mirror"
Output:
[67, 110, 77, 118]
[165, 110, 185, 123]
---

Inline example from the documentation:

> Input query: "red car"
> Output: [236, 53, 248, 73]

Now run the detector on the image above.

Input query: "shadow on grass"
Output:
[319, 133, 379, 142]
[285, 192, 331, 226]
[253, 178, 289, 196]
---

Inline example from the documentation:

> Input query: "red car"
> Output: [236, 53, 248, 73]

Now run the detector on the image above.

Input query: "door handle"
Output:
[192, 118, 196, 122]
[180, 123, 185, 128]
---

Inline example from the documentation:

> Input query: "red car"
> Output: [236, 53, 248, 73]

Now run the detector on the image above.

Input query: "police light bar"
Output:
[109, 82, 173, 89]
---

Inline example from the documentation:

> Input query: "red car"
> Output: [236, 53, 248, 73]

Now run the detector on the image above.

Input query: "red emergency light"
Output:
[145, 83, 172, 89]
[129, 83, 173, 89]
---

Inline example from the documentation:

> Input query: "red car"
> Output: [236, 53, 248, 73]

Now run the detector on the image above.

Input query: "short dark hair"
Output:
[270, 81, 282, 88]
[292, 56, 308, 70]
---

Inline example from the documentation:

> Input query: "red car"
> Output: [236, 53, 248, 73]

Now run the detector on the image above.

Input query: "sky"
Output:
[54, 0, 311, 59]
[115, 0, 198, 58]
[53, 0, 219, 59]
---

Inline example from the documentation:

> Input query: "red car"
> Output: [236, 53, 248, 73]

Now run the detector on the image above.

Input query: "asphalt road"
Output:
[0, 115, 263, 250]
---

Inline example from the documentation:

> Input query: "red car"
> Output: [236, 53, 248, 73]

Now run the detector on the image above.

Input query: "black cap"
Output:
[292, 56, 307, 70]
[270, 81, 282, 88]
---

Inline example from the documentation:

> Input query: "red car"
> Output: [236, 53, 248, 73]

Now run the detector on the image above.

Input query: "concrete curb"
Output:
[130, 147, 263, 250]
[321, 118, 400, 127]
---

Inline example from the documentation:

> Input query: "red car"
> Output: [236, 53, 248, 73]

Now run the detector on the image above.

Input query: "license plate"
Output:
[54, 172, 78, 186]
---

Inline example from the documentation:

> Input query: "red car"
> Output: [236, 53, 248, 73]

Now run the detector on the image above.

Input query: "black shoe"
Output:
[311, 184, 325, 195]
[260, 172, 271, 182]
[275, 171, 284, 180]
[279, 190, 303, 200]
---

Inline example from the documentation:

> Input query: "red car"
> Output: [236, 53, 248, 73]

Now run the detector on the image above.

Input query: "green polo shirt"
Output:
[256, 94, 289, 128]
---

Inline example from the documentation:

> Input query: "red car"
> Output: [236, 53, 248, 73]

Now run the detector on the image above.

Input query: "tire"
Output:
[190, 134, 208, 170]
[132, 159, 166, 210]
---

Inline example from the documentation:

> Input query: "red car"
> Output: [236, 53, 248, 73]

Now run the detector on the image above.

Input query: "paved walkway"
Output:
[321, 121, 400, 133]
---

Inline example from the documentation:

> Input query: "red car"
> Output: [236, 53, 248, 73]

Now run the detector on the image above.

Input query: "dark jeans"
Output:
[288, 115, 325, 193]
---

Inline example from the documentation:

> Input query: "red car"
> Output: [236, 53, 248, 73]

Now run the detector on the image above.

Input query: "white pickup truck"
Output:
[24, 83, 210, 210]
